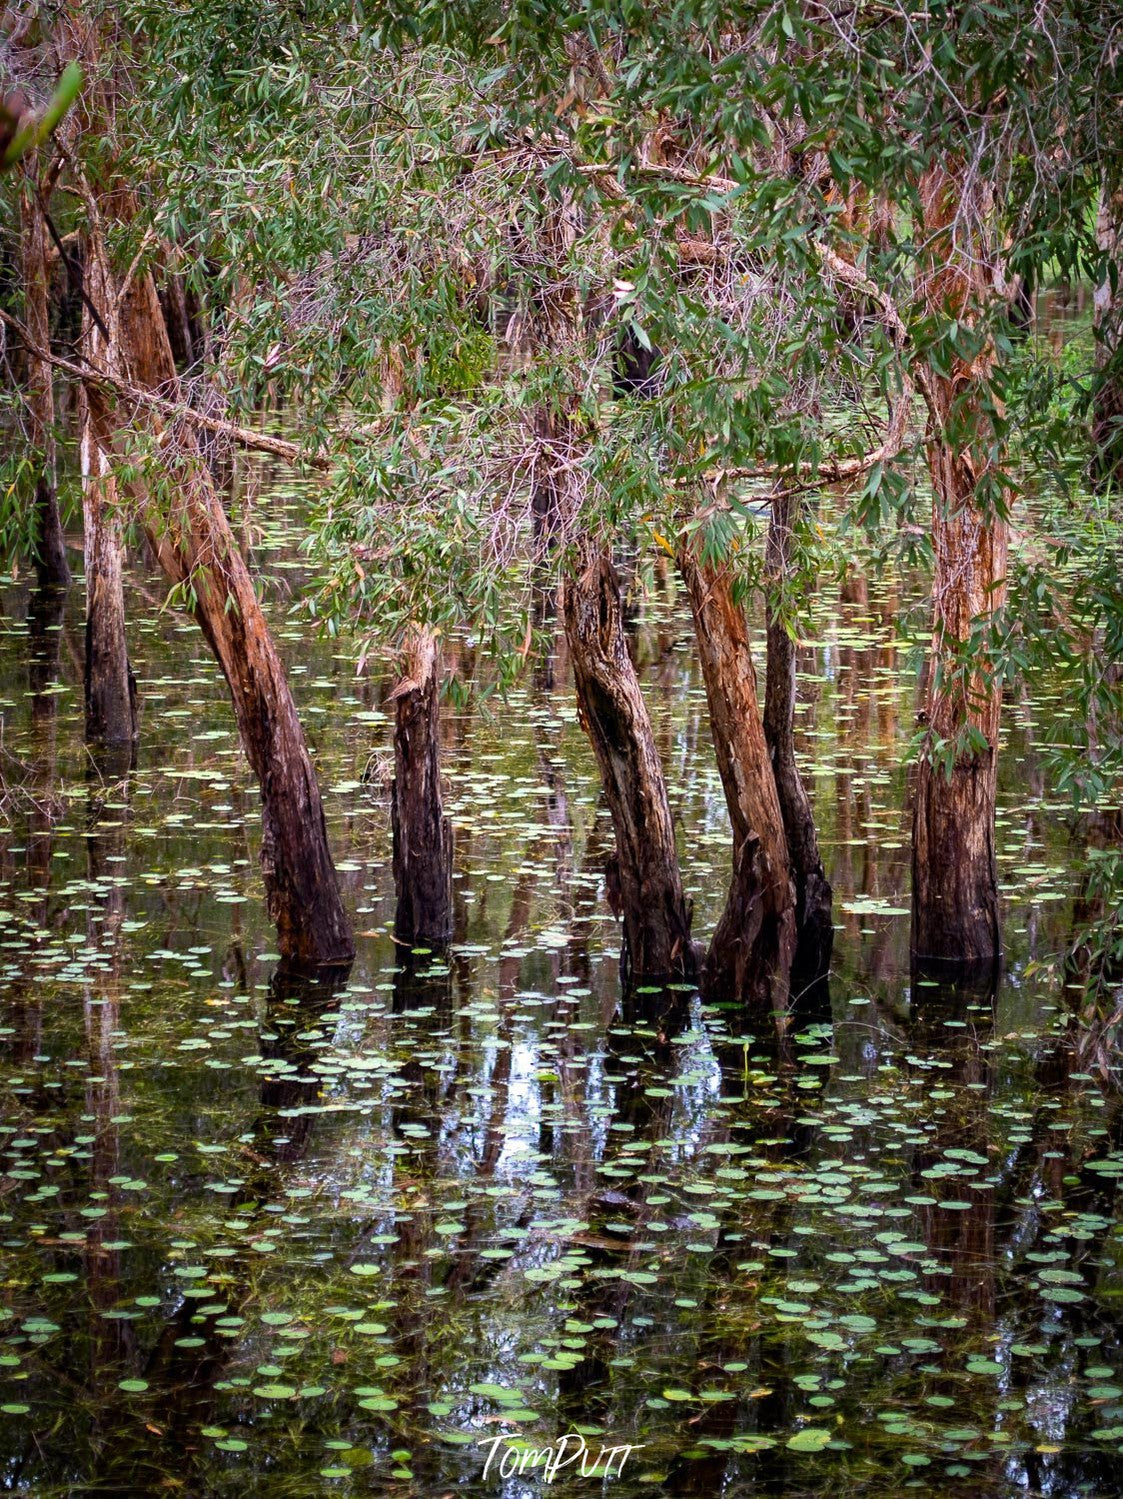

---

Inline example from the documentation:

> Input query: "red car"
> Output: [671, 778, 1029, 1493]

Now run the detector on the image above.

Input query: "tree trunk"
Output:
[79, 230, 136, 749]
[82, 243, 353, 970]
[679, 549, 795, 1012]
[563, 550, 695, 987]
[912, 164, 1008, 972]
[763, 488, 834, 988]
[391, 625, 453, 948]
[19, 184, 69, 588]
[1092, 184, 1123, 491]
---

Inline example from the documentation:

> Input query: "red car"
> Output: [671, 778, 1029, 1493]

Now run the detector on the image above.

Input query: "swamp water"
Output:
[0, 509, 1120, 1497]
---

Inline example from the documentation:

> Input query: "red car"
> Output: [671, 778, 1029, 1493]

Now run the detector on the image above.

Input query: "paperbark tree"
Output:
[679, 548, 795, 1012]
[763, 489, 833, 985]
[563, 549, 695, 987]
[18, 177, 69, 587]
[80, 231, 353, 969]
[78, 222, 136, 750]
[911, 163, 1009, 971]
[390, 625, 453, 948]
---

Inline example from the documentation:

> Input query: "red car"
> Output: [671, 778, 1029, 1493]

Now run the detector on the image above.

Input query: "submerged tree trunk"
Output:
[1092, 184, 1123, 491]
[911, 504, 1006, 969]
[19, 183, 69, 588]
[679, 549, 795, 1012]
[79, 229, 136, 749]
[391, 625, 453, 948]
[912, 164, 1008, 972]
[81, 241, 353, 970]
[563, 550, 695, 987]
[763, 488, 834, 987]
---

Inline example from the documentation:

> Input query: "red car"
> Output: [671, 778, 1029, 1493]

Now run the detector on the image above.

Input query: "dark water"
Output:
[0, 506, 1120, 1497]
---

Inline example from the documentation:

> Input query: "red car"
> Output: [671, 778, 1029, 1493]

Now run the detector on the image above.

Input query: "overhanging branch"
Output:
[0, 305, 331, 469]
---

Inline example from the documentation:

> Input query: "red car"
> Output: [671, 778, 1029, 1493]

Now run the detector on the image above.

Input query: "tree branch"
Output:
[701, 390, 913, 494]
[0, 304, 331, 469]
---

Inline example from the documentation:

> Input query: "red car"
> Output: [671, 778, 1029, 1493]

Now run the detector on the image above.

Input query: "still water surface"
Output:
[0, 503, 1119, 1497]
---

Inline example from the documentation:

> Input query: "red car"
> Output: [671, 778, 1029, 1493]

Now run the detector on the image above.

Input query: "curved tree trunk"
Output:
[391, 625, 453, 948]
[679, 549, 795, 1013]
[763, 488, 834, 990]
[911, 163, 1008, 972]
[81, 242, 353, 970]
[79, 229, 136, 750]
[19, 183, 69, 588]
[563, 550, 695, 988]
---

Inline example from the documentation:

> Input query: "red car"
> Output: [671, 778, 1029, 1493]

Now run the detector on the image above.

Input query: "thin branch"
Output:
[39, 198, 108, 340]
[0, 305, 331, 469]
[701, 378, 914, 494]
[817, 243, 938, 421]
[684, 243, 922, 497]
[574, 162, 740, 195]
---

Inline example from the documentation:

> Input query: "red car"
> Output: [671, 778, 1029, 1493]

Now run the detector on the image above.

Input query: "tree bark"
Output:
[911, 164, 1008, 971]
[1092, 184, 1123, 491]
[679, 549, 795, 1012]
[391, 625, 453, 948]
[19, 183, 69, 587]
[563, 550, 695, 988]
[79, 228, 136, 749]
[763, 488, 834, 988]
[82, 241, 353, 970]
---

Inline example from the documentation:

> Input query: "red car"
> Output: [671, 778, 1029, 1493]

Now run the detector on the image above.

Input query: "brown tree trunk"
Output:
[79, 229, 136, 749]
[1092, 184, 1123, 491]
[563, 550, 695, 987]
[763, 488, 834, 988]
[912, 164, 1008, 972]
[19, 183, 69, 588]
[81, 239, 353, 970]
[391, 625, 453, 948]
[679, 549, 795, 1012]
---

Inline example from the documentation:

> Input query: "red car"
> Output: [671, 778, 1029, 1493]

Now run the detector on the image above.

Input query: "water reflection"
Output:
[0, 553, 1119, 1496]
